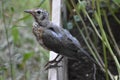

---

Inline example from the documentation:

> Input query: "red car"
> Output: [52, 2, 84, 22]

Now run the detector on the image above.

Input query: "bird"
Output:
[24, 8, 96, 68]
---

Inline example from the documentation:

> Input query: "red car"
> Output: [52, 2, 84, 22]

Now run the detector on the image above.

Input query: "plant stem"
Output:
[1, 0, 14, 80]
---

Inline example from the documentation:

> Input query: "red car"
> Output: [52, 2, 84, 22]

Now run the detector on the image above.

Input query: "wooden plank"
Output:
[48, 0, 62, 80]
[51, 0, 61, 25]
[48, 0, 68, 80]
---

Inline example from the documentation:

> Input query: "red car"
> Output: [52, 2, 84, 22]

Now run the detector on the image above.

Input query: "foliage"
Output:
[65, 0, 120, 80]
[0, 0, 50, 80]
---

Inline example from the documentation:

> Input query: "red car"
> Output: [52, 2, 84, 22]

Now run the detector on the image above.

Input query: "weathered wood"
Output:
[48, 0, 68, 80]
[51, 0, 61, 25]
[48, 0, 61, 80]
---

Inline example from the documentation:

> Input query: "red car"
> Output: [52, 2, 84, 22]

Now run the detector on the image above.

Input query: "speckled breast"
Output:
[32, 23, 47, 49]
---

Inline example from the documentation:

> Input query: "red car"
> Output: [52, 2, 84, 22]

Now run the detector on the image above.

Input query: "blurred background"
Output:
[0, 0, 50, 80]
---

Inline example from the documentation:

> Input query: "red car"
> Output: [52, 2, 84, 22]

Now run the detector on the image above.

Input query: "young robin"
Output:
[24, 9, 96, 68]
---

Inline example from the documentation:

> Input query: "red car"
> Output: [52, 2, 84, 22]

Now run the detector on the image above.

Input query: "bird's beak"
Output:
[24, 10, 34, 15]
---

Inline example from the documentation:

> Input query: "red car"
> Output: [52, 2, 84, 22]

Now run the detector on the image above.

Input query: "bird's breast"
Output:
[32, 26, 48, 49]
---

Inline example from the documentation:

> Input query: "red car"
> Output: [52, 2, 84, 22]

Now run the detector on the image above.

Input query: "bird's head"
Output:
[24, 9, 49, 25]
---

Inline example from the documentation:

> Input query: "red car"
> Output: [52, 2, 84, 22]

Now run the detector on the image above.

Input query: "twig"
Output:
[93, 64, 96, 80]
[1, 0, 14, 80]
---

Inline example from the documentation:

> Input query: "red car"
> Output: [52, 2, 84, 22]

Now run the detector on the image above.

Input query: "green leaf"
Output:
[23, 52, 34, 62]
[78, 0, 86, 10]
[73, 15, 80, 22]
[11, 26, 20, 45]
[0, 66, 7, 71]
[67, 22, 73, 30]
[16, 15, 30, 22]
[11, 7, 14, 12]
[113, 0, 120, 4]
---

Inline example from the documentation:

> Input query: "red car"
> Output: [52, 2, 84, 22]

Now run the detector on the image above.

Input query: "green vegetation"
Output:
[0, 0, 50, 80]
[65, 0, 120, 80]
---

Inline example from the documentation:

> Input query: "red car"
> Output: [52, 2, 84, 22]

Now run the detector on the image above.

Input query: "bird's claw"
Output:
[44, 55, 63, 70]
[44, 60, 62, 70]
[44, 60, 58, 67]
[44, 63, 62, 70]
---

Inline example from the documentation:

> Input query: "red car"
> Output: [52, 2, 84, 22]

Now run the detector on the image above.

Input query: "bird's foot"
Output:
[44, 55, 63, 70]
[44, 62, 62, 70]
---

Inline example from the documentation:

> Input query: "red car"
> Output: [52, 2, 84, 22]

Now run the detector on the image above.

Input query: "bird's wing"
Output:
[42, 26, 81, 53]
[42, 27, 62, 53]
[61, 29, 81, 51]
[61, 29, 96, 62]
[42, 26, 95, 62]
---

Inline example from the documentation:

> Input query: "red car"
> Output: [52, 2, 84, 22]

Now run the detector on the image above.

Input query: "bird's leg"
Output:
[44, 55, 64, 70]
[44, 55, 60, 67]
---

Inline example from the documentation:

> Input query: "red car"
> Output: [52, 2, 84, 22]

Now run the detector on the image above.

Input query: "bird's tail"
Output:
[78, 49, 97, 65]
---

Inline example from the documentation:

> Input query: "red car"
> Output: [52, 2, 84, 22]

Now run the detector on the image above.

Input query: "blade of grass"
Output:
[1, 0, 14, 80]
[96, 1, 109, 79]
[103, 39, 109, 80]
[96, 0, 120, 77]
[70, 0, 105, 69]
[73, 14, 115, 80]
[103, 11, 120, 79]
[103, 10, 120, 57]
[71, 0, 107, 68]
[108, 6, 120, 24]
[70, 0, 100, 63]
[75, 0, 116, 80]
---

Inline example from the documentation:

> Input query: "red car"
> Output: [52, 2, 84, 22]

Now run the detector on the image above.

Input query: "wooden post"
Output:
[48, 0, 68, 80]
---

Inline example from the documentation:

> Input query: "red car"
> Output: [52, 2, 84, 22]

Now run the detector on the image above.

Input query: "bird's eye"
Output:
[37, 11, 41, 14]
